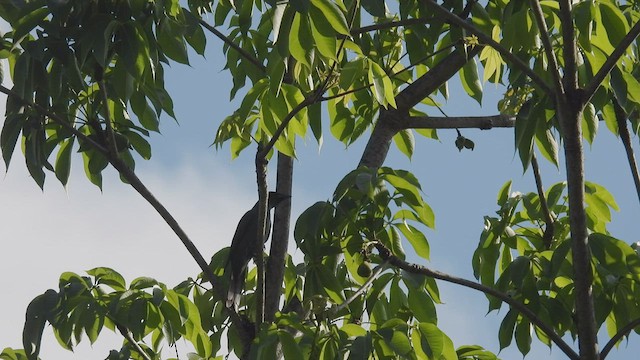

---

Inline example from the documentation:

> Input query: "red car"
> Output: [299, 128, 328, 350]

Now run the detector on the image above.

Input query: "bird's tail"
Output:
[226, 270, 243, 309]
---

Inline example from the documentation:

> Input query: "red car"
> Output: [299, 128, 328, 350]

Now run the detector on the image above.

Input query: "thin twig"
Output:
[0, 85, 108, 154]
[199, 19, 266, 73]
[374, 242, 579, 360]
[613, 100, 640, 205]
[116, 324, 152, 360]
[531, 153, 555, 249]
[583, 20, 640, 104]
[331, 261, 389, 315]
[98, 80, 119, 157]
[600, 317, 640, 359]
[0, 83, 253, 345]
[351, 18, 431, 35]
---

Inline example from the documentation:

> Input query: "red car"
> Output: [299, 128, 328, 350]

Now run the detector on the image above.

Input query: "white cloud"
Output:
[0, 155, 255, 358]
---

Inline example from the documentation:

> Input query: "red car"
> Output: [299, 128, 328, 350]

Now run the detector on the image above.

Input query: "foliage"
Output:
[1, 0, 640, 359]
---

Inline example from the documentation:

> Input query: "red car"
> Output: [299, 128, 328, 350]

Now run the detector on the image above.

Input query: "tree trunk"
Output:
[266, 152, 293, 322]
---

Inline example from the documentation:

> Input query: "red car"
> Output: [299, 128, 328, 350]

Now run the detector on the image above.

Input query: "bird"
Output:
[225, 191, 290, 309]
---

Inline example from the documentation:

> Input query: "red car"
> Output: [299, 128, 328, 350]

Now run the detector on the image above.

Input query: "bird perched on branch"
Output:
[226, 191, 290, 309]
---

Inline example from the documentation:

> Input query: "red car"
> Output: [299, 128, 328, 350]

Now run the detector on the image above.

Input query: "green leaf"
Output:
[131, 91, 160, 132]
[278, 330, 303, 358]
[310, 0, 350, 35]
[87, 267, 126, 291]
[393, 129, 414, 159]
[534, 123, 559, 167]
[396, 222, 430, 260]
[14, 7, 48, 40]
[288, 13, 314, 67]
[408, 289, 437, 323]
[118, 23, 150, 79]
[585, 181, 619, 211]
[460, 57, 483, 104]
[582, 102, 598, 145]
[309, 101, 323, 147]
[308, 8, 337, 59]
[498, 310, 517, 350]
[368, 60, 396, 108]
[125, 131, 152, 160]
[598, 2, 629, 49]
[1, 113, 25, 169]
[54, 137, 74, 186]
[157, 18, 189, 64]
[0, 348, 29, 360]
[417, 322, 444, 359]
[515, 319, 531, 355]
[23, 290, 58, 360]
[497, 180, 512, 206]
[514, 101, 537, 170]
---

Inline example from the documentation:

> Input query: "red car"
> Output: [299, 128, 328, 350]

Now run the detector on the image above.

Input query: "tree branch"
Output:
[373, 242, 579, 360]
[330, 261, 389, 316]
[116, 324, 152, 360]
[395, 46, 481, 111]
[351, 18, 431, 35]
[0, 85, 108, 154]
[421, 0, 553, 95]
[98, 80, 120, 157]
[583, 20, 640, 104]
[613, 101, 640, 205]
[402, 114, 515, 129]
[199, 19, 266, 73]
[558, 0, 578, 91]
[0, 83, 255, 348]
[531, 153, 555, 249]
[600, 317, 640, 359]
[529, 0, 565, 96]
[254, 148, 269, 330]
[265, 152, 293, 322]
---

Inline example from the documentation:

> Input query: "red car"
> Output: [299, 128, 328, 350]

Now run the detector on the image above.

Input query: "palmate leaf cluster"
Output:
[473, 180, 639, 355]
[2, 0, 640, 359]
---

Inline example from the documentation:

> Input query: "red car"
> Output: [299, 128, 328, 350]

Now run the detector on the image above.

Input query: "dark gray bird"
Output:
[226, 191, 290, 309]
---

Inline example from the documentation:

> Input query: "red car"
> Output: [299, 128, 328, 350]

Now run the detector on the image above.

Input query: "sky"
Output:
[1, 13, 640, 360]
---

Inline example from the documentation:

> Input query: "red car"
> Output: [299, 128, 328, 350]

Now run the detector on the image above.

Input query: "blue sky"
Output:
[1, 20, 640, 360]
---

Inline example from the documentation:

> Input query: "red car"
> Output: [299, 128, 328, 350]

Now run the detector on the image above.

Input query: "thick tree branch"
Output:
[254, 148, 269, 329]
[531, 153, 555, 249]
[395, 47, 481, 111]
[265, 152, 293, 322]
[558, 0, 578, 91]
[530, 0, 565, 96]
[583, 20, 640, 104]
[600, 317, 640, 359]
[558, 100, 599, 360]
[402, 114, 515, 129]
[421, 0, 553, 95]
[374, 242, 579, 360]
[613, 101, 640, 205]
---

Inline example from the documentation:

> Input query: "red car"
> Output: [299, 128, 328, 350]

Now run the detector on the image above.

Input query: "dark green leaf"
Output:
[460, 57, 483, 104]
[1, 113, 25, 168]
[54, 137, 74, 186]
